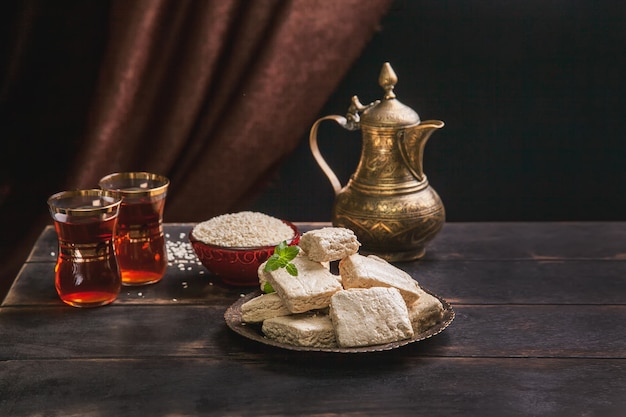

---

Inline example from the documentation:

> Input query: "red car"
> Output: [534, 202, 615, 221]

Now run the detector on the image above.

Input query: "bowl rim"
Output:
[188, 220, 300, 251]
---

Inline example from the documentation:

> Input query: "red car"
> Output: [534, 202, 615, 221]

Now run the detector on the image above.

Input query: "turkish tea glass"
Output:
[98, 172, 169, 286]
[47, 189, 122, 307]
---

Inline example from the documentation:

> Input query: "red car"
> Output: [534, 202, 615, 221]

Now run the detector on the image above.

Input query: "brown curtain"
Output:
[0, 0, 393, 299]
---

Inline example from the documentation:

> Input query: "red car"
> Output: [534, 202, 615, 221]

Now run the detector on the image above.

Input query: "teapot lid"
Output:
[360, 63, 421, 127]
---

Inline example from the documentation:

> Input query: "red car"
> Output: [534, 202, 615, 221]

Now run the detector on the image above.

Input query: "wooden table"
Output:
[1, 222, 625, 417]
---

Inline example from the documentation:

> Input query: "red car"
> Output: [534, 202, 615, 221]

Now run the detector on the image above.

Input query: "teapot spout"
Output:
[399, 120, 444, 182]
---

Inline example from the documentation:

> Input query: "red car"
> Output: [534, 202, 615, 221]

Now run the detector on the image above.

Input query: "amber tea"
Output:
[115, 196, 168, 285]
[47, 190, 122, 307]
[99, 172, 169, 286]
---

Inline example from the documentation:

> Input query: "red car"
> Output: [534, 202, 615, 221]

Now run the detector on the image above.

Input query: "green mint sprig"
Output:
[264, 241, 300, 277]
[262, 282, 275, 294]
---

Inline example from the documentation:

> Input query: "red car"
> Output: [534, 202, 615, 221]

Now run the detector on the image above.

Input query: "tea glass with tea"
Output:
[98, 172, 169, 286]
[47, 189, 123, 307]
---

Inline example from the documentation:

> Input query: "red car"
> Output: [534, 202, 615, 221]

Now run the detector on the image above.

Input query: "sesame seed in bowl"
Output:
[189, 212, 300, 286]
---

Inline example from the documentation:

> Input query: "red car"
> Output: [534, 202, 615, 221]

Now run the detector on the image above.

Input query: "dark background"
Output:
[251, 0, 626, 222]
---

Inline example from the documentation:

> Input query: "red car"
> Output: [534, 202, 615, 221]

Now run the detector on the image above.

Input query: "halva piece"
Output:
[262, 313, 336, 348]
[329, 287, 414, 348]
[339, 254, 421, 304]
[241, 292, 291, 323]
[262, 256, 342, 314]
[299, 227, 360, 262]
[408, 288, 445, 333]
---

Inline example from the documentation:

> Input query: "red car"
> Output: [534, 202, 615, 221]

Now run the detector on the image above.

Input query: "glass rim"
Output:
[98, 172, 169, 197]
[47, 189, 122, 216]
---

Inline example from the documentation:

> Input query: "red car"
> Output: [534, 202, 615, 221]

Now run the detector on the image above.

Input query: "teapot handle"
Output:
[309, 115, 350, 196]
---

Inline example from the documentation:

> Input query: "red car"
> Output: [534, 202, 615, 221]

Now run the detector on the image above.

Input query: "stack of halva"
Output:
[241, 227, 445, 348]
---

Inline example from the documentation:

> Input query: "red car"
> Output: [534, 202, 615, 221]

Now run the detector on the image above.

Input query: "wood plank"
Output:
[404, 259, 626, 305]
[1, 305, 624, 360]
[26, 222, 626, 263]
[425, 221, 626, 261]
[1, 357, 624, 417]
[6, 257, 626, 307]
[2, 262, 248, 307]
[23, 225, 57, 263]
[6, 223, 256, 306]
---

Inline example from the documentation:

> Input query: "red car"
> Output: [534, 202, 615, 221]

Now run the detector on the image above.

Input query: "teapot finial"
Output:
[361, 62, 419, 126]
[379, 62, 398, 100]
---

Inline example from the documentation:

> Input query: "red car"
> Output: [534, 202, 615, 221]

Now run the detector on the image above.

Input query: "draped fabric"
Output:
[0, 0, 393, 299]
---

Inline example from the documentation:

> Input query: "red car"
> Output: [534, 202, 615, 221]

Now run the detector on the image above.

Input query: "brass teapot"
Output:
[309, 62, 445, 261]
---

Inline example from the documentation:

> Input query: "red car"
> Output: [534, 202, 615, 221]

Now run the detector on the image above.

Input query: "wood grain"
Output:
[1, 358, 624, 417]
[2, 222, 625, 417]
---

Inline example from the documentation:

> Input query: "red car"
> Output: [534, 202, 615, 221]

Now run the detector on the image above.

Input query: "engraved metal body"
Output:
[309, 63, 445, 261]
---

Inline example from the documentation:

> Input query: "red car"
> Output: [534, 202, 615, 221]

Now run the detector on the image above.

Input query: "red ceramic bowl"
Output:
[189, 221, 300, 286]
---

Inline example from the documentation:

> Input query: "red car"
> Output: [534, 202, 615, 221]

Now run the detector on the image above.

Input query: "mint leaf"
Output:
[285, 263, 298, 276]
[274, 240, 289, 254]
[282, 245, 300, 260]
[263, 241, 300, 276]
[264, 255, 286, 272]
[262, 282, 275, 293]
